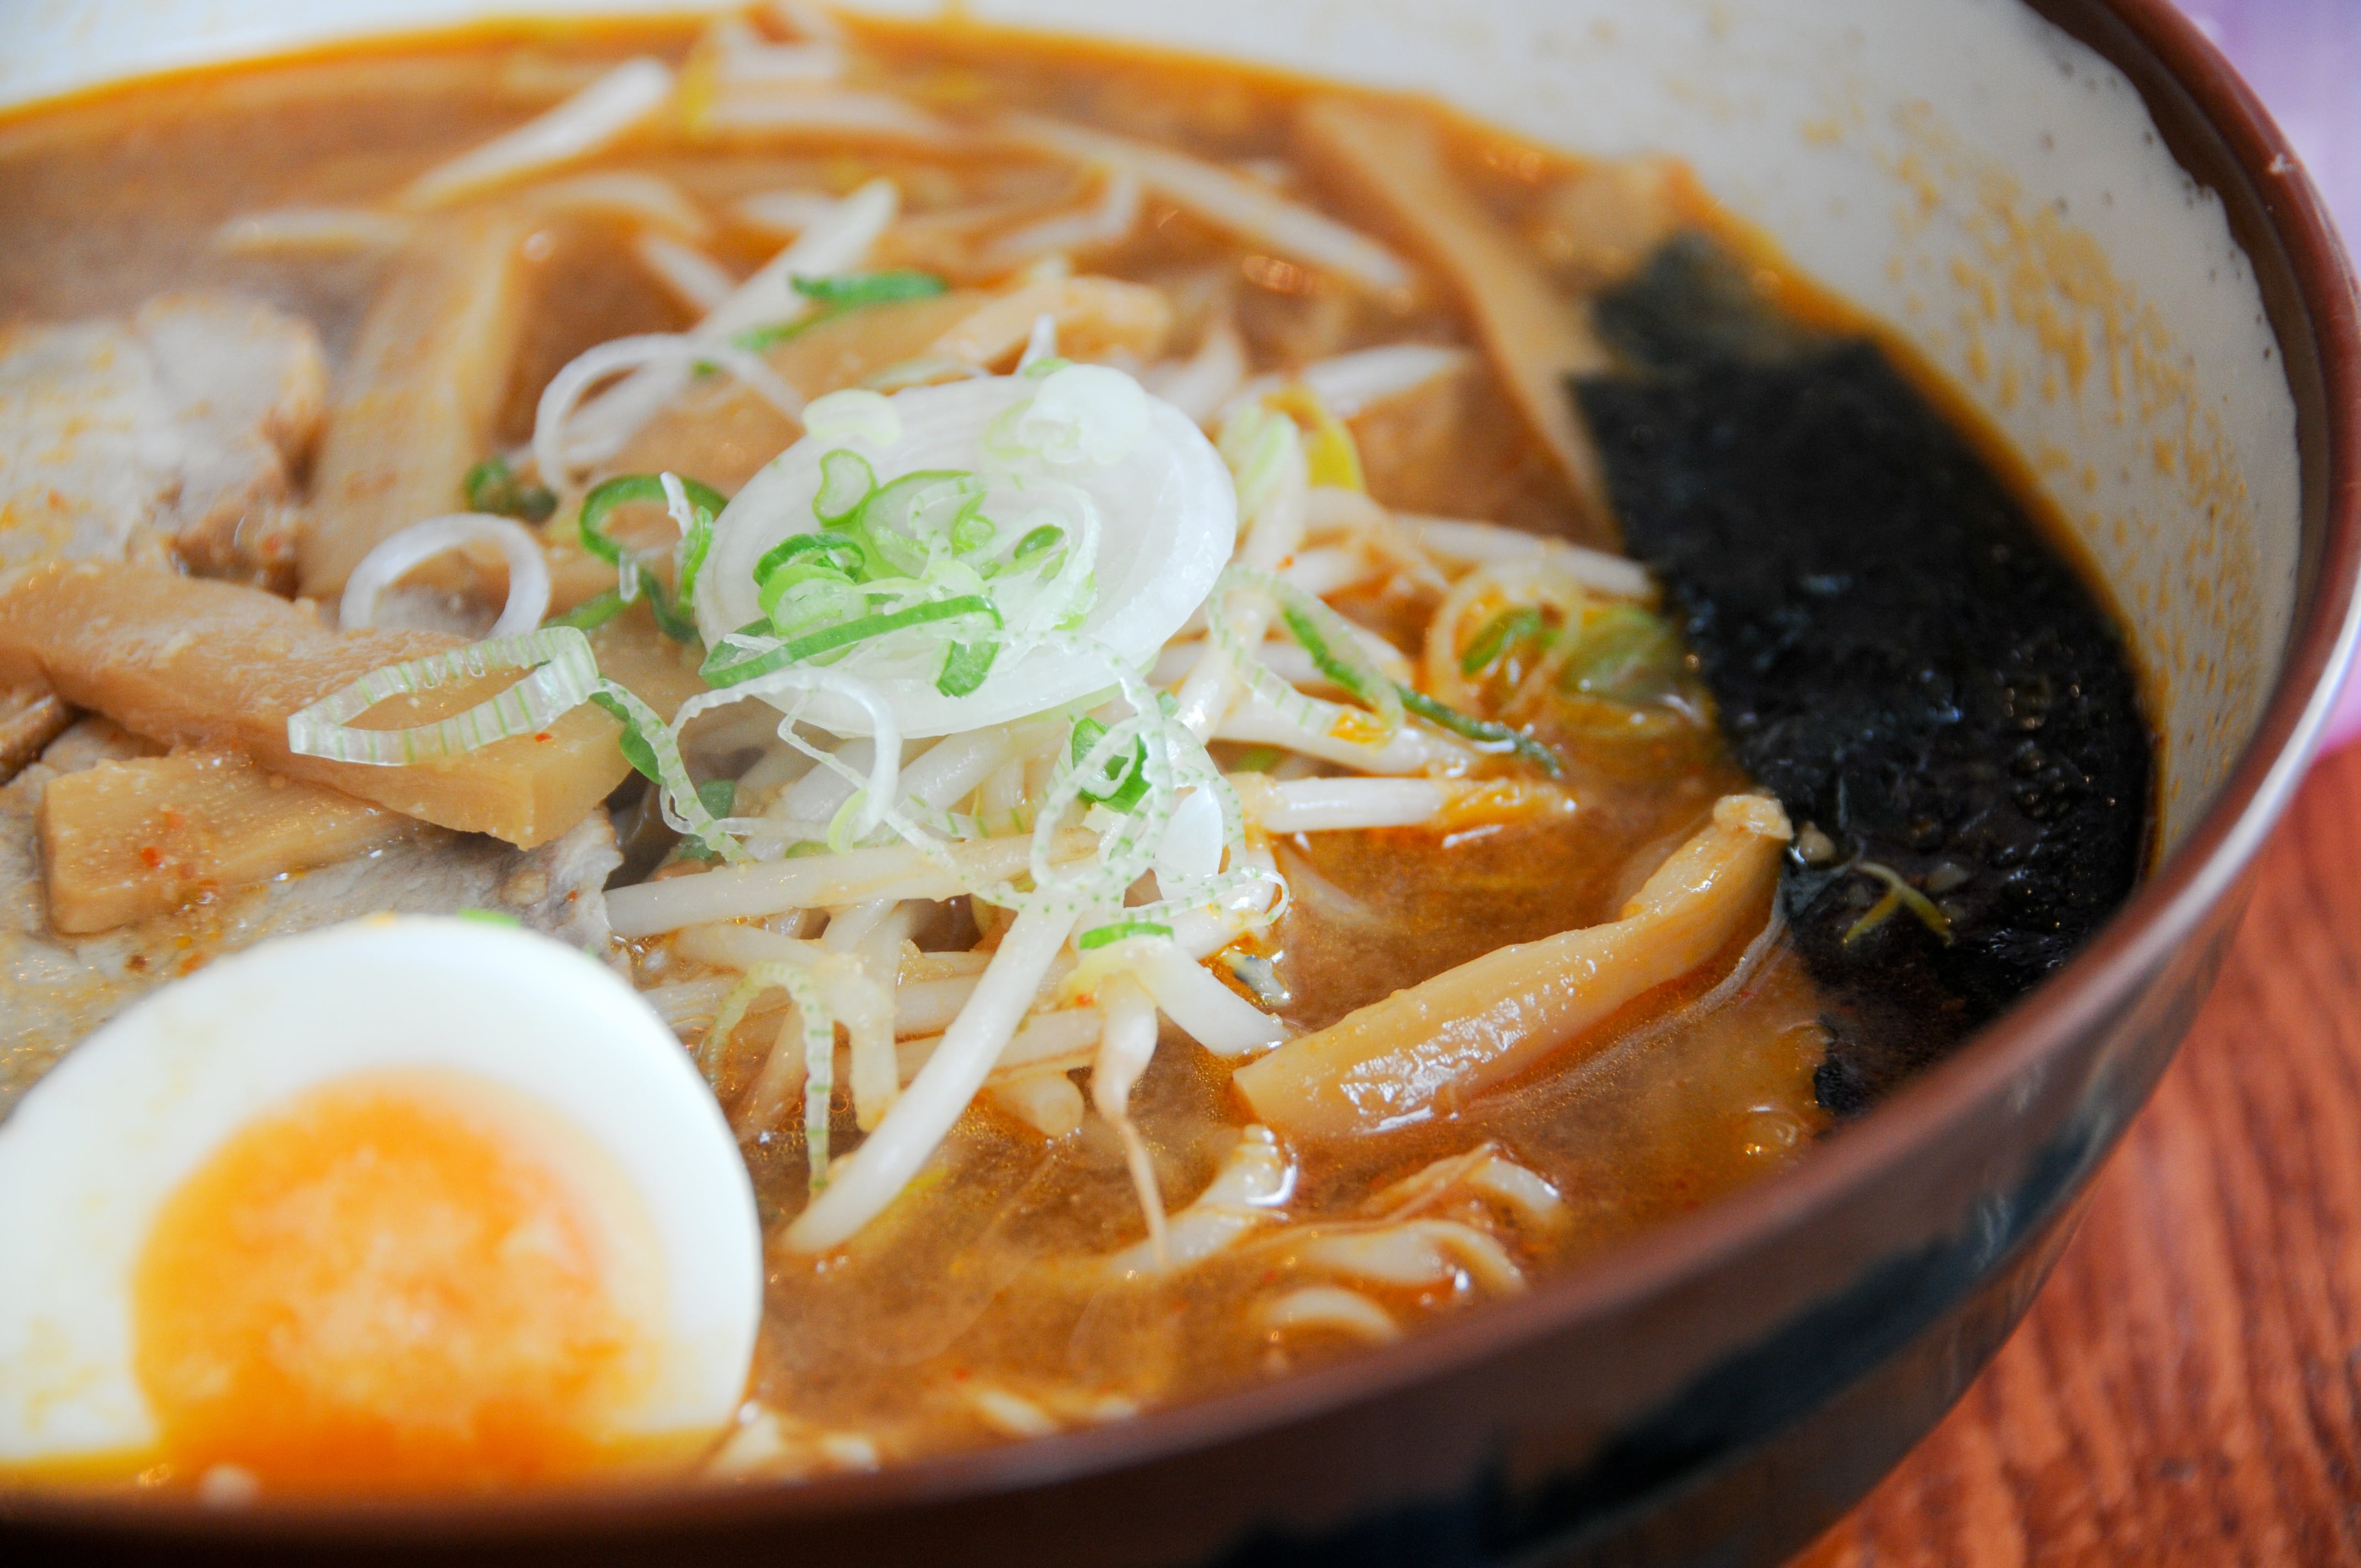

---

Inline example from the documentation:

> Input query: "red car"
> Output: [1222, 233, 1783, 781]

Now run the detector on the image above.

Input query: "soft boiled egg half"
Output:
[0, 917, 761, 1496]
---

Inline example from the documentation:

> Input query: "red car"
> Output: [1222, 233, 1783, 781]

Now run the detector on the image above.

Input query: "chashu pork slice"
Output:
[0, 719, 622, 1117]
[0, 295, 327, 586]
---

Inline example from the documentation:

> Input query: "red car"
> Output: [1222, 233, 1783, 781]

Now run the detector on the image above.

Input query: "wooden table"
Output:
[1796, 741, 2361, 1565]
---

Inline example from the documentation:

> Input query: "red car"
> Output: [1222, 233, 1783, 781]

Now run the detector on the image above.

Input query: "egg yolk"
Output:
[130, 1074, 653, 1493]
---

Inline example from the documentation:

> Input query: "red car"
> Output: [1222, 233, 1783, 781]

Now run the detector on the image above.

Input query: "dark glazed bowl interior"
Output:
[3, 1, 2356, 1563]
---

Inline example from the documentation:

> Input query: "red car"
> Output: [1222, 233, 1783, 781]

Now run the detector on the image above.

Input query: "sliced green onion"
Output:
[1078, 919, 1173, 950]
[585, 681, 744, 861]
[587, 689, 663, 782]
[730, 313, 832, 355]
[577, 472, 727, 645]
[286, 628, 601, 767]
[758, 567, 862, 638]
[1070, 715, 1151, 812]
[544, 590, 627, 631]
[1276, 596, 1404, 734]
[642, 577, 703, 644]
[1461, 607, 1550, 677]
[730, 273, 946, 359]
[791, 269, 948, 307]
[677, 778, 739, 862]
[855, 470, 985, 575]
[701, 624, 797, 688]
[950, 510, 995, 554]
[454, 907, 523, 928]
[776, 595, 999, 664]
[700, 597, 1000, 685]
[579, 473, 726, 565]
[1206, 563, 1403, 746]
[755, 532, 867, 582]
[1394, 683, 1564, 777]
[463, 455, 556, 524]
[936, 639, 998, 697]
[814, 448, 877, 526]
[674, 503, 715, 605]
[1011, 524, 1064, 563]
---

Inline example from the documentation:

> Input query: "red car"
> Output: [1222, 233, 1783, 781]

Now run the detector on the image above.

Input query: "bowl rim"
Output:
[5, 0, 2357, 1544]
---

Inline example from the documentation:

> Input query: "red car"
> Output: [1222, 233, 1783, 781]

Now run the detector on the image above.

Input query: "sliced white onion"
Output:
[698, 369, 1236, 737]
[401, 57, 676, 210]
[339, 513, 551, 640]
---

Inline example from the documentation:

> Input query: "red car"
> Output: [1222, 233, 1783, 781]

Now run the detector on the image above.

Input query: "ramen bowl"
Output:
[0, 1, 2353, 1563]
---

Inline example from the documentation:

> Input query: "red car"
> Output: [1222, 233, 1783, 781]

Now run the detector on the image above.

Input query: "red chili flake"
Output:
[534, 731, 554, 742]
[138, 846, 165, 869]
[160, 808, 187, 831]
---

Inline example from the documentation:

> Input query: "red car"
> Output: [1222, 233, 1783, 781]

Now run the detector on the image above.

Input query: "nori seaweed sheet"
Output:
[1571, 236, 2152, 1115]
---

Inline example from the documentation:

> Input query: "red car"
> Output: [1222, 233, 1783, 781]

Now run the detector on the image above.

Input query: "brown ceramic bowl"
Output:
[1, 0, 2354, 1561]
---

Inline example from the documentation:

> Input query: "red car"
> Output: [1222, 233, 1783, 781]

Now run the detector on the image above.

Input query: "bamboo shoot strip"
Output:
[0, 564, 627, 848]
[303, 211, 532, 598]
[41, 749, 410, 934]
[1234, 794, 1790, 1139]
[1294, 99, 1612, 520]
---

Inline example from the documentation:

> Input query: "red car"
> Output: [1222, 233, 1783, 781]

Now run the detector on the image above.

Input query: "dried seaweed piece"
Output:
[1573, 236, 2152, 1110]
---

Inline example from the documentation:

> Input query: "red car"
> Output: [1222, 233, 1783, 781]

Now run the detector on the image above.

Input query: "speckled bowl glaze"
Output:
[1, 2, 2354, 1563]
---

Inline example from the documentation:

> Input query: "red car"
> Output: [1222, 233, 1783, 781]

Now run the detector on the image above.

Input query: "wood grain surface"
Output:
[1793, 741, 2361, 1566]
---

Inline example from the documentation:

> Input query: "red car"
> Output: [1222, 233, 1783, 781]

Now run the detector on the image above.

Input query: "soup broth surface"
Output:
[0, 8, 2147, 1487]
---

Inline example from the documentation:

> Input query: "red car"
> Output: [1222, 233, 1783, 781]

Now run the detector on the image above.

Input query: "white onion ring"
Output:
[339, 514, 552, 639]
[532, 333, 806, 492]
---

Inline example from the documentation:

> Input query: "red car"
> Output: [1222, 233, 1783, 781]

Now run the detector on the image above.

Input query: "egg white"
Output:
[0, 916, 761, 1472]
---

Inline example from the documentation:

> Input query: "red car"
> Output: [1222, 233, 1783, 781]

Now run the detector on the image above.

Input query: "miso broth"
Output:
[0, 7, 2146, 1490]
